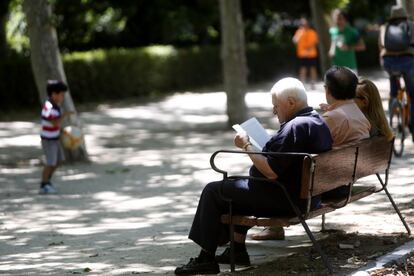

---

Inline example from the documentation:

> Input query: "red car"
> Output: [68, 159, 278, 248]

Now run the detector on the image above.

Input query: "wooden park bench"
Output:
[209, 136, 411, 274]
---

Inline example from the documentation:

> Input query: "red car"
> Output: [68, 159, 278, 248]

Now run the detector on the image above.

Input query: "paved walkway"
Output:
[0, 70, 413, 275]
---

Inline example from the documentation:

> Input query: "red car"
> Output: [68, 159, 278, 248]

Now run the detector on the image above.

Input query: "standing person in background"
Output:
[292, 17, 319, 89]
[329, 9, 365, 74]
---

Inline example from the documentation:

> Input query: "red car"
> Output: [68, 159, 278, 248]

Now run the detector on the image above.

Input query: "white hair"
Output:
[270, 77, 308, 104]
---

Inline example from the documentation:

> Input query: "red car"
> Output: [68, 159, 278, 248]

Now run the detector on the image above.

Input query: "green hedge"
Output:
[63, 46, 223, 103]
[0, 38, 379, 112]
[0, 53, 39, 110]
[62, 43, 296, 104]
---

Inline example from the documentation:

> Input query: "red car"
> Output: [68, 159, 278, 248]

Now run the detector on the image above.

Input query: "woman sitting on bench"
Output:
[355, 78, 394, 141]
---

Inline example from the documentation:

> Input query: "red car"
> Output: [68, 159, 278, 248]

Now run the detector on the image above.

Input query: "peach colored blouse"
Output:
[323, 100, 370, 148]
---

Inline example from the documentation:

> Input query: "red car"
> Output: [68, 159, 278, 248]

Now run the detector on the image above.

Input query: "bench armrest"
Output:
[209, 149, 314, 178]
[209, 150, 316, 216]
[210, 150, 319, 219]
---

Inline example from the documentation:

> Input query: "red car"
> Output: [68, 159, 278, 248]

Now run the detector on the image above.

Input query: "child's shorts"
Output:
[41, 139, 65, 166]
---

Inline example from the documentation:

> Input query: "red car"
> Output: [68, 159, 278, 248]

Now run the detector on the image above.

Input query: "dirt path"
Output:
[0, 71, 413, 275]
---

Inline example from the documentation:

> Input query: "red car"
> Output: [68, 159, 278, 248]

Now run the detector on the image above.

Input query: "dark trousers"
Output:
[383, 55, 414, 130]
[188, 179, 296, 253]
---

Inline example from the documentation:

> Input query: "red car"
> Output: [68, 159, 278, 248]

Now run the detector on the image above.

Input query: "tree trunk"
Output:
[219, 0, 248, 127]
[23, 0, 89, 162]
[310, 0, 331, 74]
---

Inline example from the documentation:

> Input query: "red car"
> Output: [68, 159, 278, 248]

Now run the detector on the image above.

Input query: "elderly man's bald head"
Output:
[270, 77, 308, 104]
[270, 78, 309, 123]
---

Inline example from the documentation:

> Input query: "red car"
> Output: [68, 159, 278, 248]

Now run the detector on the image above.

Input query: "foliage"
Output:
[321, 0, 350, 12]
[62, 43, 294, 103]
[52, 0, 221, 51]
[1, 34, 384, 113]
[6, 0, 29, 54]
[0, 0, 13, 57]
[63, 45, 218, 102]
[6, 0, 395, 53]
[0, 52, 38, 109]
[0, 43, 296, 111]
[347, 0, 393, 24]
[1, 0, 391, 113]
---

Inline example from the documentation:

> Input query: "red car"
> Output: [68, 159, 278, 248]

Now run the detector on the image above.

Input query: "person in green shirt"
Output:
[329, 9, 365, 74]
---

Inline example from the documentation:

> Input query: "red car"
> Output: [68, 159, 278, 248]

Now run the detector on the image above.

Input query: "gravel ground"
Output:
[222, 232, 412, 276]
[369, 252, 414, 275]
[1, 71, 413, 275]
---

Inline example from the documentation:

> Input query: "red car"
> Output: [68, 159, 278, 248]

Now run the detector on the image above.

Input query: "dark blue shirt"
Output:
[249, 107, 333, 203]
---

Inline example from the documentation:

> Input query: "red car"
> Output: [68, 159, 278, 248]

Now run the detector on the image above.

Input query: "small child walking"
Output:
[39, 80, 73, 194]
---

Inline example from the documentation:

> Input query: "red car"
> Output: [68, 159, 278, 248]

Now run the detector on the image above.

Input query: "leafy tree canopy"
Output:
[6, 0, 394, 53]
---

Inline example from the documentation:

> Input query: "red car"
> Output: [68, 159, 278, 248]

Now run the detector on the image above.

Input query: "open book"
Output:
[232, 117, 271, 150]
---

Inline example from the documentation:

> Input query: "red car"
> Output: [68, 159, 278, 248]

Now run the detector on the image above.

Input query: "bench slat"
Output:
[221, 185, 376, 227]
[301, 146, 357, 198]
[355, 136, 392, 179]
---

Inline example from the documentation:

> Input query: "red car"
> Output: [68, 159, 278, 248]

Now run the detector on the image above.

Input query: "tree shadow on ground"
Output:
[0, 81, 413, 274]
[222, 232, 412, 276]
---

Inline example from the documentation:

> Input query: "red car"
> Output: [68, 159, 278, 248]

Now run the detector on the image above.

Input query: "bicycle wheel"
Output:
[389, 99, 405, 157]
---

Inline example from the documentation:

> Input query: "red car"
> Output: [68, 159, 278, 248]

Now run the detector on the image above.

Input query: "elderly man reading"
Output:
[175, 78, 333, 275]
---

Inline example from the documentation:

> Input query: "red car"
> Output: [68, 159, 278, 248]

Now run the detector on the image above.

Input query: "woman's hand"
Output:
[319, 103, 330, 111]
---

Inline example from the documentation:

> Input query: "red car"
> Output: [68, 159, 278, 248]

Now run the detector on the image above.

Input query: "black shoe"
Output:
[215, 247, 251, 266]
[175, 257, 220, 275]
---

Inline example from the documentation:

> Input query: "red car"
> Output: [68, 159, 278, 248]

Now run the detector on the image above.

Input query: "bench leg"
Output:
[282, 197, 333, 273]
[297, 215, 334, 274]
[229, 223, 235, 272]
[321, 214, 326, 232]
[376, 173, 411, 235]
[228, 202, 236, 272]
[273, 184, 334, 274]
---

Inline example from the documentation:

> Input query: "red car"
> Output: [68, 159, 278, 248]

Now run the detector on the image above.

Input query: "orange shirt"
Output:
[293, 27, 319, 58]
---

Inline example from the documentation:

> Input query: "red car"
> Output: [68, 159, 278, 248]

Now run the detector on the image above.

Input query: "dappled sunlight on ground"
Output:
[0, 74, 413, 274]
[100, 92, 229, 129]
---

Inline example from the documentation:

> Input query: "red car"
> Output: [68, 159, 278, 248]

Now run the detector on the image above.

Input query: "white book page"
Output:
[232, 117, 271, 150]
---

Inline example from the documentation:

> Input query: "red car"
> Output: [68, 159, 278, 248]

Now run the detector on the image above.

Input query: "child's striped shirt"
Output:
[40, 100, 61, 140]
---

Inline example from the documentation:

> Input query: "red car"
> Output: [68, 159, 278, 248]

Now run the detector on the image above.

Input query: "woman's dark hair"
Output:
[324, 66, 358, 100]
[46, 80, 68, 97]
